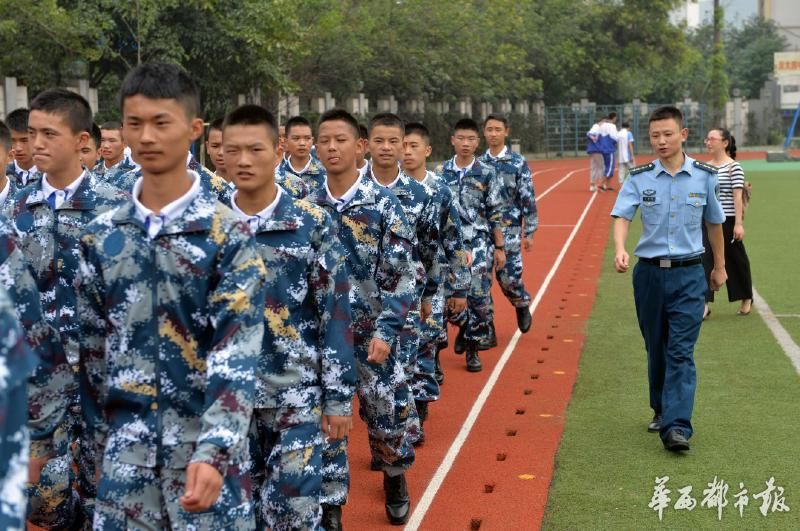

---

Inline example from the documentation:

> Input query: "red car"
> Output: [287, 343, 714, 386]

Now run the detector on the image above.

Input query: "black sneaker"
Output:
[648, 414, 662, 433]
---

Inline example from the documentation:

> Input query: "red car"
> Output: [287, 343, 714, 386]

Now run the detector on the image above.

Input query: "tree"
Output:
[726, 16, 788, 98]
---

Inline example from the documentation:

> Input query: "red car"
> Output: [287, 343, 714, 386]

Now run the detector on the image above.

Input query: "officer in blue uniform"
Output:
[611, 106, 727, 452]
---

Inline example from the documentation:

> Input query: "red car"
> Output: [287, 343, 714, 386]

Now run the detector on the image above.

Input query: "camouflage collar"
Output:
[24, 171, 99, 211]
[250, 188, 302, 233]
[111, 186, 218, 235]
[310, 174, 377, 211]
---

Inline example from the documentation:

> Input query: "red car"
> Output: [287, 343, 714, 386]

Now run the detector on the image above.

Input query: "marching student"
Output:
[4, 88, 129, 528]
[5, 108, 38, 187]
[77, 62, 267, 529]
[275, 116, 327, 194]
[401, 121, 469, 396]
[357, 123, 370, 176]
[310, 109, 417, 527]
[81, 123, 102, 171]
[437, 118, 508, 373]
[221, 103, 356, 530]
[94, 121, 138, 181]
[0, 121, 16, 208]
[204, 117, 228, 182]
[480, 114, 538, 333]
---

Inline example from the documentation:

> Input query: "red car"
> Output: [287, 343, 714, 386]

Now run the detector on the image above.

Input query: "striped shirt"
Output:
[716, 161, 744, 217]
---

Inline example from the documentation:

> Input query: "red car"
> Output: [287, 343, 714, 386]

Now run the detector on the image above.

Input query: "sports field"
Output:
[337, 155, 799, 530]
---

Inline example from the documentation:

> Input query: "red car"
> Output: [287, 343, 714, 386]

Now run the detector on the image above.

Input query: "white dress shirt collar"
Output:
[230, 185, 282, 231]
[41, 170, 87, 210]
[325, 174, 362, 212]
[132, 170, 201, 239]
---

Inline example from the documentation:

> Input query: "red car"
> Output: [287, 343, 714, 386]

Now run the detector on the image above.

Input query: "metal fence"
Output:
[543, 102, 709, 158]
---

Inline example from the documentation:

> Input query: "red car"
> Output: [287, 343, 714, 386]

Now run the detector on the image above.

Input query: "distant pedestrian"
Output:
[617, 121, 635, 184]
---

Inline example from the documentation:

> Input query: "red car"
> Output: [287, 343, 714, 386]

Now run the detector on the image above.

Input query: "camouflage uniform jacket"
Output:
[77, 186, 267, 474]
[479, 148, 538, 237]
[92, 155, 139, 185]
[6, 161, 39, 189]
[370, 166, 440, 305]
[1, 176, 17, 211]
[0, 217, 72, 459]
[276, 156, 327, 196]
[436, 157, 509, 248]
[4, 171, 129, 366]
[229, 187, 356, 416]
[422, 171, 470, 299]
[0, 286, 38, 531]
[308, 175, 416, 343]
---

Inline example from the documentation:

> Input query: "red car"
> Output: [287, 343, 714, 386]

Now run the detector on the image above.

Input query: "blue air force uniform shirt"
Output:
[611, 155, 725, 259]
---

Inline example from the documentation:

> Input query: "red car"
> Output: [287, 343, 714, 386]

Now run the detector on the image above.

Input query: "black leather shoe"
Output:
[466, 345, 482, 372]
[370, 456, 383, 471]
[415, 400, 429, 423]
[663, 429, 690, 452]
[648, 414, 662, 433]
[321, 504, 343, 531]
[434, 349, 444, 385]
[384, 472, 411, 525]
[516, 306, 532, 333]
[478, 324, 497, 351]
[454, 324, 467, 354]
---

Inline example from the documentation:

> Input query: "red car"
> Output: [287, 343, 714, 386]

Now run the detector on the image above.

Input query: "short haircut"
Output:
[358, 124, 368, 140]
[621, 121, 631, 129]
[484, 114, 509, 128]
[101, 121, 122, 131]
[285, 115, 312, 136]
[369, 112, 404, 135]
[30, 88, 93, 134]
[89, 123, 101, 147]
[119, 62, 200, 119]
[404, 122, 431, 143]
[0, 120, 11, 150]
[453, 118, 480, 135]
[649, 106, 683, 126]
[206, 117, 224, 140]
[317, 109, 360, 139]
[222, 104, 278, 146]
[607, 112, 618, 121]
[6, 109, 29, 133]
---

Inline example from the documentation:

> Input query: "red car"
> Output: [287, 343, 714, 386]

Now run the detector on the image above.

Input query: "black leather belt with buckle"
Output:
[639, 257, 702, 268]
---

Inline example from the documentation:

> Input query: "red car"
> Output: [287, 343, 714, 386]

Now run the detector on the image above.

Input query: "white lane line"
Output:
[532, 167, 560, 177]
[536, 169, 583, 201]
[774, 313, 800, 318]
[405, 188, 600, 530]
[753, 287, 800, 375]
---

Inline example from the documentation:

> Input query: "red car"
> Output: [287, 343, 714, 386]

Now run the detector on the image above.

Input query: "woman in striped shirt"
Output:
[701, 128, 753, 318]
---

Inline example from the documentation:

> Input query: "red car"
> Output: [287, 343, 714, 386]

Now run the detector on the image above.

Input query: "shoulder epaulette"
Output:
[629, 162, 655, 176]
[693, 160, 718, 174]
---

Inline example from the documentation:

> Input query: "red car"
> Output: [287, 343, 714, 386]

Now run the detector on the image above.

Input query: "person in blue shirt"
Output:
[611, 105, 727, 453]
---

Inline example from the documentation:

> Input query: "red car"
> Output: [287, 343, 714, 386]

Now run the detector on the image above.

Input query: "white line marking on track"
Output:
[537, 169, 583, 201]
[753, 287, 800, 375]
[405, 188, 600, 530]
[774, 313, 800, 318]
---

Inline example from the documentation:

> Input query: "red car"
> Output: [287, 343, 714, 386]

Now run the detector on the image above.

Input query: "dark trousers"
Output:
[702, 217, 753, 303]
[633, 261, 705, 441]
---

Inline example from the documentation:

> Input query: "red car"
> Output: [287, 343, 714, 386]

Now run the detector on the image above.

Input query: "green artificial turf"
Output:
[542, 166, 800, 530]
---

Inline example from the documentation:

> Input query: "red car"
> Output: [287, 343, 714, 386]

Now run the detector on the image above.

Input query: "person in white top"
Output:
[617, 121, 635, 183]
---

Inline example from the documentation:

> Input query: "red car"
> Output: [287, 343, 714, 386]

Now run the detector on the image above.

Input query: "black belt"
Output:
[639, 257, 702, 268]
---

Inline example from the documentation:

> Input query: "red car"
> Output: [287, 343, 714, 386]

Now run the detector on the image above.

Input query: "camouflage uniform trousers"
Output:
[495, 225, 532, 309]
[249, 406, 323, 531]
[398, 310, 423, 446]
[450, 234, 495, 344]
[321, 338, 414, 505]
[92, 459, 255, 530]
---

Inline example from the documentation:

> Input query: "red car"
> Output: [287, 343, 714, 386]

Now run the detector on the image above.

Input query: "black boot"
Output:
[383, 472, 411, 525]
[454, 324, 467, 354]
[370, 455, 383, 471]
[516, 306, 532, 333]
[434, 348, 444, 385]
[478, 323, 497, 351]
[466, 342, 482, 372]
[415, 400, 429, 423]
[321, 503, 343, 531]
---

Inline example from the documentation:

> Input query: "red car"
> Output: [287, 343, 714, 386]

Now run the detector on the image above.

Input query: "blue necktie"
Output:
[47, 191, 57, 210]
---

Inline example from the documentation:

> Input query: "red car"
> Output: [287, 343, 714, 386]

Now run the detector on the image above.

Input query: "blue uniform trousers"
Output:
[633, 260, 705, 442]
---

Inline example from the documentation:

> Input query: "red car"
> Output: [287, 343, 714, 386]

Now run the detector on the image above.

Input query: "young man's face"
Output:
[10, 129, 33, 168]
[122, 95, 203, 175]
[286, 124, 313, 161]
[648, 118, 687, 160]
[0, 142, 11, 170]
[28, 110, 88, 176]
[205, 128, 225, 173]
[402, 133, 431, 173]
[100, 128, 125, 165]
[451, 128, 480, 158]
[317, 120, 358, 175]
[483, 119, 508, 150]
[81, 137, 99, 169]
[368, 124, 403, 170]
[222, 124, 277, 194]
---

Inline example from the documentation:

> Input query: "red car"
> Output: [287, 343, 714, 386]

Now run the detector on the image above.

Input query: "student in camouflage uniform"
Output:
[92, 121, 139, 182]
[275, 115, 327, 194]
[366, 113, 441, 450]
[77, 63, 267, 531]
[4, 89, 129, 528]
[204, 118, 228, 182]
[437, 118, 509, 373]
[220, 104, 356, 530]
[480, 114, 538, 333]
[5, 108, 38, 187]
[0, 286, 38, 531]
[81, 123, 102, 171]
[310, 109, 417, 527]
[402, 122, 470, 391]
[1, 121, 18, 209]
